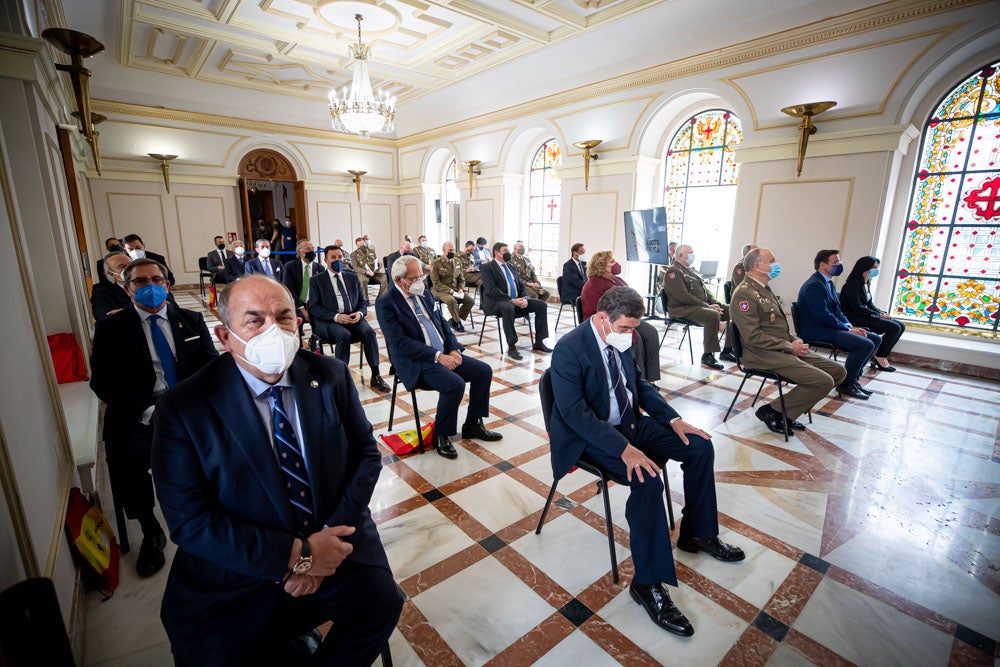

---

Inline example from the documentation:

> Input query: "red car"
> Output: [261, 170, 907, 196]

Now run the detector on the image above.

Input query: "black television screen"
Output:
[624, 207, 676, 264]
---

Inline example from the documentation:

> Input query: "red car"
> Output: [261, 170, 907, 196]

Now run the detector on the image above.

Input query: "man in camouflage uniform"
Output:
[509, 241, 550, 302]
[431, 241, 475, 331]
[729, 247, 846, 436]
[731, 243, 756, 289]
[662, 244, 736, 370]
[414, 234, 437, 267]
[350, 235, 388, 300]
[457, 240, 481, 289]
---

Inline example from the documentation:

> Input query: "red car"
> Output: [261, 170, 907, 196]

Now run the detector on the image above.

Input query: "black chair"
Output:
[722, 323, 811, 442]
[657, 289, 699, 364]
[0, 578, 75, 667]
[534, 370, 674, 585]
[198, 256, 213, 298]
[555, 276, 579, 330]
[790, 302, 841, 361]
[386, 362, 427, 455]
[574, 296, 583, 325]
[723, 280, 733, 304]
[477, 308, 534, 353]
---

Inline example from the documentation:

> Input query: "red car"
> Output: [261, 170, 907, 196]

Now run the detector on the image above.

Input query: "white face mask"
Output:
[405, 277, 425, 297]
[258, 247, 270, 258]
[234, 247, 245, 257]
[227, 323, 299, 376]
[127, 248, 145, 260]
[606, 331, 632, 353]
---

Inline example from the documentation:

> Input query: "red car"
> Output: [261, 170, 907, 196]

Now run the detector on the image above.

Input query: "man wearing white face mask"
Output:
[122, 233, 175, 286]
[90, 251, 132, 319]
[151, 274, 402, 665]
[223, 240, 248, 283]
[245, 238, 283, 280]
[549, 287, 743, 639]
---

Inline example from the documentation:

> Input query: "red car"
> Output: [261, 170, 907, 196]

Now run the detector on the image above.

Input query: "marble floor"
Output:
[83, 288, 1000, 666]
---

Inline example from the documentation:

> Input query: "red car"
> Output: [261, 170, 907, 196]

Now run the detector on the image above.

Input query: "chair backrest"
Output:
[199, 256, 209, 271]
[539, 369, 554, 433]
[574, 296, 583, 324]
[728, 322, 744, 363]
[790, 301, 802, 337]
[660, 288, 669, 313]
[557, 276, 567, 304]
[723, 280, 733, 304]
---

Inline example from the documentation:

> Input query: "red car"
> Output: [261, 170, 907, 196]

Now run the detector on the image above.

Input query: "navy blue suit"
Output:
[308, 270, 380, 371]
[375, 287, 492, 437]
[549, 319, 719, 586]
[223, 255, 246, 283]
[797, 271, 880, 384]
[244, 255, 284, 279]
[151, 352, 401, 666]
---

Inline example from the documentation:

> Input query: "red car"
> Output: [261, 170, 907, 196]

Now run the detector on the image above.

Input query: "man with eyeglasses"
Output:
[90, 258, 218, 576]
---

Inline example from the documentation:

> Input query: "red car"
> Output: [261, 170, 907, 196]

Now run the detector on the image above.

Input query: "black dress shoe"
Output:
[455, 321, 466, 332]
[701, 353, 724, 370]
[837, 383, 868, 400]
[433, 435, 458, 459]
[508, 348, 523, 361]
[755, 404, 790, 435]
[870, 359, 896, 372]
[461, 418, 503, 442]
[449, 318, 460, 331]
[785, 416, 807, 431]
[719, 350, 738, 363]
[532, 342, 552, 353]
[136, 530, 167, 577]
[370, 375, 390, 392]
[676, 536, 746, 562]
[854, 382, 874, 396]
[629, 583, 694, 637]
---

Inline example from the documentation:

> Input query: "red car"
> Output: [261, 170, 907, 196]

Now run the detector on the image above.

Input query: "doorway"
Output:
[237, 150, 304, 254]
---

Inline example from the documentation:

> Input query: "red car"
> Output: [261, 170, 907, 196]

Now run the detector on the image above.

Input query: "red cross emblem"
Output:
[963, 176, 1000, 221]
[546, 199, 558, 221]
[739, 300, 749, 311]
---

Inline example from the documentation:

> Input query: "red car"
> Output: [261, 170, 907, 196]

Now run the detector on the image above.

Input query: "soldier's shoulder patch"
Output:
[739, 300, 750, 311]
[668, 271, 677, 279]
[735, 267, 744, 275]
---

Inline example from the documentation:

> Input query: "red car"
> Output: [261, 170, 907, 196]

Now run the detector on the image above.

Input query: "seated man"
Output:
[376, 255, 502, 459]
[245, 238, 284, 280]
[457, 240, 481, 288]
[413, 235, 437, 267]
[282, 239, 322, 323]
[471, 237, 492, 270]
[206, 235, 231, 284]
[223, 241, 247, 283]
[123, 233, 176, 286]
[663, 244, 735, 370]
[308, 245, 390, 392]
[730, 248, 848, 435]
[560, 242, 587, 305]
[731, 243, 756, 288]
[351, 236, 388, 300]
[431, 241, 474, 331]
[550, 287, 744, 638]
[510, 241, 550, 302]
[480, 242, 551, 361]
[90, 251, 132, 320]
[151, 274, 402, 666]
[384, 239, 419, 275]
[797, 249, 880, 400]
[95, 236, 123, 284]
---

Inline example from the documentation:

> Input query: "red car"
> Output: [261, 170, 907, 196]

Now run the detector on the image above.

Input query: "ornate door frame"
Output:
[237, 150, 303, 246]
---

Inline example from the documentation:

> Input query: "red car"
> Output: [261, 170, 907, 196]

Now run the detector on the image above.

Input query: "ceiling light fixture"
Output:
[148, 153, 178, 193]
[780, 101, 837, 177]
[463, 160, 482, 197]
[328, 15, 396, 138]
[573, 140, 602, 191]
[348, 170, 366, 201]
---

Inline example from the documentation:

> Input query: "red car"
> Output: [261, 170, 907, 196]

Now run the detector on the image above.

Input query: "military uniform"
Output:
[662, 261, 728, 354]
[729, 276, 846, 419]
[731, 260, 747, 288]
[431, 255, 474, 327]
[509, 252, 551, 301]
[414, 244, 437, 266]
[350, 245, 388, 299]
[456, 250, 481, 288]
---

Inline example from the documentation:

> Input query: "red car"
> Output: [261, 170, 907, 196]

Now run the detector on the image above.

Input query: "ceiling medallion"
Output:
[328, 14, 396, 138]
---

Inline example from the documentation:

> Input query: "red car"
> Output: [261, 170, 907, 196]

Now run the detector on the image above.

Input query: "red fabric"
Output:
[66, 487, 120, 594]
[379, 423, 434, 456]
[580, 275, 628, 319]
[47, 333, 88, 383]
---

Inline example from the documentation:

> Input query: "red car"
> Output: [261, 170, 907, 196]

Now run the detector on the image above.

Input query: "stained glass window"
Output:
[527, 139, 562, 278]
[663, 109, 742, 268]
[891, 62, 1000, 331]
[445, 158, 459, 204]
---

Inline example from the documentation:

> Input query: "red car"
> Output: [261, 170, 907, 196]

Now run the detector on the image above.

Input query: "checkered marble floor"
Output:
[84, 289, 1000, 666]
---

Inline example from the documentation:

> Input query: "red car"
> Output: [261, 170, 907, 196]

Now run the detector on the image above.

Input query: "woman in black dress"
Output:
[839, 256, 905, 371]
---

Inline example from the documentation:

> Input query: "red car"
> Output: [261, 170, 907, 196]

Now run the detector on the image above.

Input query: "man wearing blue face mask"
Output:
[90, 258, 218, 576]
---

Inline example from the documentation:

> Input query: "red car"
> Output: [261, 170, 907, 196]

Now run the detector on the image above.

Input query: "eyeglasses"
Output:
[129, 276, 167, 287]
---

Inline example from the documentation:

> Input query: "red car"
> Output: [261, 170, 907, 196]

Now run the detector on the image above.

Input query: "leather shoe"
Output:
[676, 536, 746, 562]
[837, 383, 868, 400]
[854, 382, 873, 396]
[755, 404, 790, 436]
[719, 349, 738, 363]
[462, 418, 503, 442]
[508, 348, 523, 361]
[785, 416, 806, 431]
[701, 353, 724, 370]
[136, 529, 167, 577]
[532, 342, 552, 353]
[370, 375, 390, 392]
[455, 321, 466, 332]
[433, 435, 458, 459]
[629, 582, 694, 637]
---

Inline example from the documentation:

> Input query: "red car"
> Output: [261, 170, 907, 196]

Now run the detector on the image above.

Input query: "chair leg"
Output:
[477, 313, 486, 346]
[723, 373, 751, 422]
[110, 480, 130, 555]
[535, 480, 559, 534]
[357, 343, 364, 379]
[381, 642, 393, 667]
[598, 470, 620, 584]
[775, 382, 790, 442]
[410, 390, 424, 454]
[684, 326, 694, 364]
[663, 465, 675, 531]
[659, 322, 672, 348]
[388, 376, 400, 430]
[526, 312, 534, 346]
[750, 376, 768, 407]
[495, 316, 504, 354]
[555, 304, 563, 330]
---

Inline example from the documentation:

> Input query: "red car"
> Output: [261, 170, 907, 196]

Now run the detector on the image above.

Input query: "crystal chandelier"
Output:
[328, 14, 396, 138]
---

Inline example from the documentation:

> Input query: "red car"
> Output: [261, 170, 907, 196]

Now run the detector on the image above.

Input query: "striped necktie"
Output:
[605, 347, 637, 436]
[412, 296, 445, 352]
[269, 386, 313, 532]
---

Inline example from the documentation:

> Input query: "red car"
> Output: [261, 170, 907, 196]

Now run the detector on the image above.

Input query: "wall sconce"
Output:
[347, 170, 366, 201]
[72, 111, 104, 175]
[573, 140, 602, 191]
[463, 160, 481, 197]
[780, 101, 837, 177]
[42, 28, 105, 141]
[148, 153, 178, 193]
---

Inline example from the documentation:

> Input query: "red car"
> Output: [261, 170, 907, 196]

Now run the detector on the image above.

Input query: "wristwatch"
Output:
[292, 538, 313, 575]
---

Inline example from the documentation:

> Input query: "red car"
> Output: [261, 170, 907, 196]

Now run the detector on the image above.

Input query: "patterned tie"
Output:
[605, 346, 637, 436]
[412, 296, 445, 352]
[503, 264, 518, 299]
[269, 386, 314, 532]
[264, 259, 273, 277]
[336, 274, 352, 313]
[300, 263, 311, 303]
[148, 314, 177, 388]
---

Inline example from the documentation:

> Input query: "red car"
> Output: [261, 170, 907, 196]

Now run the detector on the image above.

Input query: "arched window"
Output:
[445, 158, 460, 205]
[527, 139, 562, 278]
[663, 109, 742, 269]
[891, 62, 1000, 331]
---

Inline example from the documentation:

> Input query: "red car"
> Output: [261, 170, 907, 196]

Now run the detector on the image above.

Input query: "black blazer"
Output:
[90, 281, 132, 320]
[95, 258, 111, 284]
[206, 249, 230, 273]
[144, 250, 176, 286]
[90, 305, 218, 437]
[480, 260, 526, 314]
[282, 259, 324, 309]
[308, 270, 367, 324]
[561, 258, 587, 303]
[223, 256, 246, 283]
[839, 279, 883, 327]
[244, 256, 283, 278]
[375, 287, 462, 390]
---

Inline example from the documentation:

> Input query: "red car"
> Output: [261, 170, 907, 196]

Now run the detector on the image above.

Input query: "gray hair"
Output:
[295, 239, 313, 252]
[391, 254, 421, 281]
[741, 243, 755, 257]
[122, 257, 168, 286]
[216, 274, 294, 327]
[103, 251, 128, 263]
[596, 287, 645, 321]
[744, 247, 765, 272]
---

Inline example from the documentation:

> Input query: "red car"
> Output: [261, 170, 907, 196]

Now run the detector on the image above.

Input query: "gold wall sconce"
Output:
[463, 160, 481, 197]
[348, 170, 367, 201]
[72, 111, 105, 175]
[780, 101, 837, 177]
[43, 28, 105, 141]
[148, 153, 178, 193]
[573, 140, 602, 191]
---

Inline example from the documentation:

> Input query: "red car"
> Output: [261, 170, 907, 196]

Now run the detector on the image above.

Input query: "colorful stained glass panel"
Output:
[528, 138, 562, 278]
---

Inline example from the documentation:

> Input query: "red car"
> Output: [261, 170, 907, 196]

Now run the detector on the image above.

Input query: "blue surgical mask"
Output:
[328, 259, 343, 273]
[134, 284, 168, 309]
[767, 262, 782, 280]
[869, 267, 879, 278]
[829, 264, 844, 277]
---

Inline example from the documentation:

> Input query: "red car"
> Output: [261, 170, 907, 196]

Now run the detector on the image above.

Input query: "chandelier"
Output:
[328, 14, 396, 138]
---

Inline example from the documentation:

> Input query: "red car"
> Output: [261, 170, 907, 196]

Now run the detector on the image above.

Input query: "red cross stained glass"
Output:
[962, 175, 1000, 220]
[528, 139, 562, 278]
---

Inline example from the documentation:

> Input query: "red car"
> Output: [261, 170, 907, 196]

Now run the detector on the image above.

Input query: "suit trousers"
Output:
[864, 317, 905, 357]
[669, 305, 727, 354]
[486, 298, 549, 347]
[105, 421, 156, 522]
[416, 355, 492, 437]
[760, 351, 847, 420]
[314, 318, 380, 371]
[828, 329, 880, 384]
[357, 271, 387, 300]
[432, 287, 474, 324]
[581, 417, 717, 587]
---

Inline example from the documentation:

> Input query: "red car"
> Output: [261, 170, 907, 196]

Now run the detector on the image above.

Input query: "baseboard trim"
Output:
[891, 352, 1000, 382]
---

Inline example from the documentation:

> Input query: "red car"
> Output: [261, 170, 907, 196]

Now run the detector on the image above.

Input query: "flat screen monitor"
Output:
[698, 260, 718, 279]
[623, 207, 675, 264]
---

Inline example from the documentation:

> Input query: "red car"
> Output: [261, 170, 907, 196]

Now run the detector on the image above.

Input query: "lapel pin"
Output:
[310, 380, 319, 388]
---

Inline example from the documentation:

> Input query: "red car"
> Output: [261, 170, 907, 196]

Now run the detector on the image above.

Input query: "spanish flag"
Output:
[379, 422, 434, 456]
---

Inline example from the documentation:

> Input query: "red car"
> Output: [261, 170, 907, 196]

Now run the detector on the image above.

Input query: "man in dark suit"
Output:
[384, 239, 420, 275]
[151, 274, 402, 666]
[480, 241, 551, 361]
[308, 245, 390, 392]
[90, 252, 132, 320]
[245, 238, 284, 280]
[223, 241, 248, 283]
[550, 287, 743, 638]
[282, 239, 322, 322]
[206, 235, 231, 284]
[123, 233, 176, 286]
[796, 249, 880, 400]
[90, 258, 218, 576]
[376, 255, 502, 459]
[95, 236, 123, 284]
[560, 242, 587, 304]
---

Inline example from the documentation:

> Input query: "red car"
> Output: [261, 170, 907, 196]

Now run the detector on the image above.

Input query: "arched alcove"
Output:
[236, 149, 303, 249]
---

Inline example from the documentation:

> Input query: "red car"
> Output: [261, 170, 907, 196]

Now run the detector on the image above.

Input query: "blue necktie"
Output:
[336, 274, 352, 313]
[148, 314, 177, 388]
[269, 386, 314, 532]
[412, 296, 445, 352]
[605, 347, 637, 436]
[503, 264, 518, 299]
[264, 259, 273, 277]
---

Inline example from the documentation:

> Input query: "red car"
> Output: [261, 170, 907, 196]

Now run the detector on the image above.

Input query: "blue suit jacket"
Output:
[244, 256, 284, 278]
[375, 287, 462, 390]
[797, 271, 851, 342]
[307, 269, 366, 322]
[549, 318, 679, 479]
